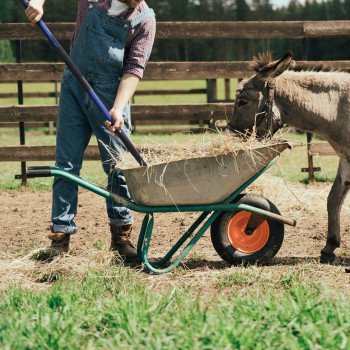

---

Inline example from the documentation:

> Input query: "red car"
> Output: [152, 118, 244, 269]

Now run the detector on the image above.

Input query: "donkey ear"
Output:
[256, 51, 293, 81]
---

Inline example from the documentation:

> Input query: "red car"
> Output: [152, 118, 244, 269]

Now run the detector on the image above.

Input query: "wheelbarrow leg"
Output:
[137, 213, 153, 259]
[136, 211, 222, 274]
[151, 211, 211, 266]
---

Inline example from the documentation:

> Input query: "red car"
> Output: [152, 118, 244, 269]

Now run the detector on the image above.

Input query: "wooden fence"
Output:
[1, 20, 349, 183]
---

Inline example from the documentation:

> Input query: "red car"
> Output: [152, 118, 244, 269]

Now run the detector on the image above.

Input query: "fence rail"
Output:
[0, 103, 234, 125]
[1, 61, 350, 81]
[0, 88, 207, 99]
[0, 145, 100, 161]
[1, 21, 350, 40]
[309, 142, 337, 156]
[0, 62, 249, 80]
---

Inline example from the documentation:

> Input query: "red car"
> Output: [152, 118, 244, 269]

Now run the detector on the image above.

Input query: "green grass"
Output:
[134, 79, 238, 104]
[270, 132, 339, 183]
[0, 82, 60, 106]
[1, 267, 350, 349]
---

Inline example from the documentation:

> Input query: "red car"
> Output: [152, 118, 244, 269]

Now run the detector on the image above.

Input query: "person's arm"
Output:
[105, 15, 156, 135]
[105, 73, 140, 133]
[25, 0, 46, 26]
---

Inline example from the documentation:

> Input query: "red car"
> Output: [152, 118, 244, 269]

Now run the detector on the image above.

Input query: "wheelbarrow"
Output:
[27, 142, 296, 274]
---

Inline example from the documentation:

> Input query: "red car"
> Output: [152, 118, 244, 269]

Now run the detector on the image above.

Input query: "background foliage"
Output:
[1, 0, 350, 63]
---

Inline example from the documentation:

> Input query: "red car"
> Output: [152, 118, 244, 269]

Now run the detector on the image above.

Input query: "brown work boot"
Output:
[110, 224, 140, 262]
[34, 233, 70, 261]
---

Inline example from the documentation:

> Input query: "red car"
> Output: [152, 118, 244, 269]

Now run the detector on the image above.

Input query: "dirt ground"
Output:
[2, 175, 350, 292]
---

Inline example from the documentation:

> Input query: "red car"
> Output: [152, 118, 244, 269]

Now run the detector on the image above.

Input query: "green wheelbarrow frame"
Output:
[27, 159, 296, 274]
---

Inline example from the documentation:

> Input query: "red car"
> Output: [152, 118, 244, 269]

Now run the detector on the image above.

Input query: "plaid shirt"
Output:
[71, 1, 156, 79]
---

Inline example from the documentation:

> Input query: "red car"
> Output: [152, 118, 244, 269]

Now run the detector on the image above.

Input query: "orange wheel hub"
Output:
[227, 211, 270, 254]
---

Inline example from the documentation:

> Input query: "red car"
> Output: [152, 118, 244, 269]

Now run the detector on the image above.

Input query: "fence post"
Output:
[301, 38, 315, 183]
[225, 78, 231, 101]
[14, 40, 27, 187]
[206, 79, 217, 130]
[49, 80, 59, 135]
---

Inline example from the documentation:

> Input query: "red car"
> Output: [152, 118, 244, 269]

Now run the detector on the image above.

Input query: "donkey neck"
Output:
[274, 71, 350, 141]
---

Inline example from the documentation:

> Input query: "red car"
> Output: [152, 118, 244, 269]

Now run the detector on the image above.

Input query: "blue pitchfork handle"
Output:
[18, 0, 147, 167]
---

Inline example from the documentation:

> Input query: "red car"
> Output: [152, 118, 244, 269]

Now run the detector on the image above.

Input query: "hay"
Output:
[104, 130, 289, 170]
[99, 130, 292, 208]
[0, 249, 120, 291]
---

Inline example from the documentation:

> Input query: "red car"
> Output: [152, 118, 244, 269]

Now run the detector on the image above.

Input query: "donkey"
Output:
[227, 51, 350, 263]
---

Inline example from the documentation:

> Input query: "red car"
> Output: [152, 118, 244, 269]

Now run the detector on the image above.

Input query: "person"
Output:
[25, 0, 156, 261]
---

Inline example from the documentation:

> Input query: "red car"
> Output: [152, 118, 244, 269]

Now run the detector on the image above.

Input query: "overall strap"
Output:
[129, 9, 155, 28]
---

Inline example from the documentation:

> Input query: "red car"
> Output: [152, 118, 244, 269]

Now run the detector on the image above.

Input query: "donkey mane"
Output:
[250, 51, 350, 74]
[250, 52, 274, 72]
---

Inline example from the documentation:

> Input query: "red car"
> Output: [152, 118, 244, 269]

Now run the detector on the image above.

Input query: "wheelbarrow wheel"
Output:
[211, 194, 284, 266]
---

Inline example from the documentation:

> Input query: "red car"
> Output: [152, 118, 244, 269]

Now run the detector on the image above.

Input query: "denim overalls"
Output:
[52, 1, 155, 234]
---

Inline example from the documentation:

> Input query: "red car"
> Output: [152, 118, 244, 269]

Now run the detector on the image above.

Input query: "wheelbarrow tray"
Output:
[123, 142, 289, 206]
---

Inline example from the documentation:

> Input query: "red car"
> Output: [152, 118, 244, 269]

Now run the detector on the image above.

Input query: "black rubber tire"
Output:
[211, 193, 284, 266]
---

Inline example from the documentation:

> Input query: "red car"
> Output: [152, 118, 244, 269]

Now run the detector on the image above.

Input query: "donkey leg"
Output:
[320, 159, 350, 263]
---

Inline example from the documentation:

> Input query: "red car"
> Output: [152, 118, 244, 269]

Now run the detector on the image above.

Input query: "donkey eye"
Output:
[237, 100, 249, 107]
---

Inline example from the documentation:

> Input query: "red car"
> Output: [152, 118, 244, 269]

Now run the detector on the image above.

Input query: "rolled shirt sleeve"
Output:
[123, 15, 156, 79]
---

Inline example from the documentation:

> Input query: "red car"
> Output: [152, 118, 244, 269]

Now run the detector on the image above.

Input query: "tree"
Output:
[1, 0, 350, 63]
[235, 0, 252, 21]
[0, 41, 15, 63]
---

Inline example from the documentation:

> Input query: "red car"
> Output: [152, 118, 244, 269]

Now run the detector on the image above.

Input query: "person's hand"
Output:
[25, 0, 45, 27]
[104, 108, 124, 137]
